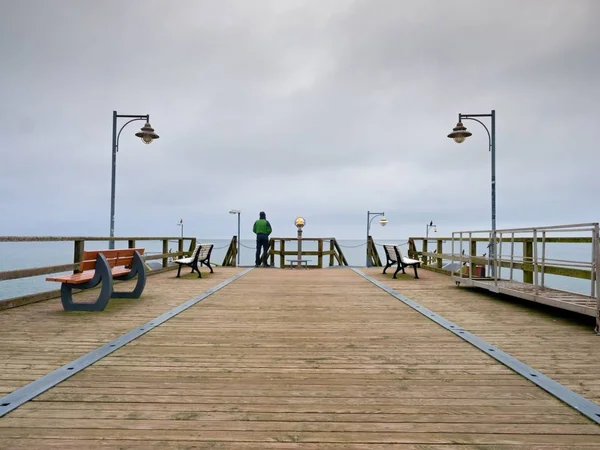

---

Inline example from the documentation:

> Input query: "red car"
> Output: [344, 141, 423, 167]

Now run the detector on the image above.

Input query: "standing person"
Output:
[253, 211, 272, 267]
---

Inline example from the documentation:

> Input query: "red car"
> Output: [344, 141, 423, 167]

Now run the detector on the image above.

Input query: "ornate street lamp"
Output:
[109, 111, 160, 249]
[366, 211, 387, 267]
[447, 110, 496, 276]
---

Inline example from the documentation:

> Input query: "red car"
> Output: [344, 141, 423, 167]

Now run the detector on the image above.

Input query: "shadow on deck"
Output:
[0, 267, 599, 448]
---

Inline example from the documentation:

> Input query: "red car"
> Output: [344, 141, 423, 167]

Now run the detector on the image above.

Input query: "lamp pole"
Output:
[177, 218, 184, 239]
[426, 221, 437, 240]
[110, 111, 159, 249]
[447, 110, 496, 275]
[295, 217, 306, 269]
[229, 210, 241, 266]
[366, 211, 387, 267]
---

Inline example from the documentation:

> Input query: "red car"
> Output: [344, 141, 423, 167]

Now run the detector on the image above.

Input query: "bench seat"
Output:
[382, 244, 420, 279]
[174, 243, 214, 278]
[47, 267, 131, 284]
[46, 248, 147, 311]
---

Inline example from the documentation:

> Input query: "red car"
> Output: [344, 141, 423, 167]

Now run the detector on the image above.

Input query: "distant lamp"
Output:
[295, 217, 306, 229]
[426, 220, 437, 239]
[379, 217, 388, 226]
[135, 122, 160, 144]
[447, 121, 472, 144]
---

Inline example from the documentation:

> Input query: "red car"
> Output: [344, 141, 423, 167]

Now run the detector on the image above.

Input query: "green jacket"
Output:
[253, 219, 272, 235]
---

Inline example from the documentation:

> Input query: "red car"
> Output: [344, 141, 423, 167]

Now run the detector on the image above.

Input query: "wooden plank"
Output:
[375, 268, 600, 403]
[0, 441, 595, 450]
[2, 268, 600, 447]
[0, 268, 245, 396]
[1, 428, 600, 445]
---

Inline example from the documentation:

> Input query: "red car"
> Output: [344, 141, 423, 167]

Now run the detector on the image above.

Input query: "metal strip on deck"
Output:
[352, 268, 600, 425]
[0, 267, 254, 418]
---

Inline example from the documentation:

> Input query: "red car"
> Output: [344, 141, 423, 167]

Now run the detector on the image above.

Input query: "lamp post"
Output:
[366, 211, 388, 267]
[177, 218, 184, 239]
[229, 210, 241, 266]
[110, 110, 159, 249]
[295, 217, 305, 269]
[447, 109, 496, 275]
[425, 221, 437, 240]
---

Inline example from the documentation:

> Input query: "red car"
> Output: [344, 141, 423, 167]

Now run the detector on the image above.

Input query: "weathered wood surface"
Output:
[0, 268, 243, 396]
[372, 268, 600, 403]
[1, 268, 599, 448]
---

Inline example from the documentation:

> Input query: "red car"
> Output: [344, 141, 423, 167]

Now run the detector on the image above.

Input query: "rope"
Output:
[240, 243, 256, 249]
[374, 240, 409, 247]
[336, 241, 367, 248]
[212, 244, 230, 250]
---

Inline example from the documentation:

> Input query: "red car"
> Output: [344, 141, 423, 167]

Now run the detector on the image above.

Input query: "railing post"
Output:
[329, 240, 334, 266]
[269, 238, 275, 267]
[523, 239, 533, 284]
[533, 229, 539, 294]
[470, 238, 477, 279]
[437, 239, 443, 269]
[280, 239, 285, 269]
[594, 223, 600, 334]
[178, 238, 184, 261]
[73, 239, 84, 274]
[188, 238, 197, 255]
[317, 239, 323, 268]
[422, 238, 428, 265]
[162, 239, 168, 268]
[232, 236, 238, 267]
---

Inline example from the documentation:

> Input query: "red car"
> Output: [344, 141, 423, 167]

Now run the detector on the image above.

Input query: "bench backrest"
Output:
[383, 245, 398, 262]
[79, 248, 145, 272]
[197, 243, 214, 261]
[188, 243, 202, 259]
[395, 247, 408, 264]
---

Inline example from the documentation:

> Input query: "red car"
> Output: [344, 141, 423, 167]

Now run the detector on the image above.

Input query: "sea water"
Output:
[0, 238, 595, 301]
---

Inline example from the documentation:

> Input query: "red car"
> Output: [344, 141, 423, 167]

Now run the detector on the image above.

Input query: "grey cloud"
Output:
[1, 0, 598, 241]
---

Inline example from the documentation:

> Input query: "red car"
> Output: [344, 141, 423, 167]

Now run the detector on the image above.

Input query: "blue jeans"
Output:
[255, 234, 269, 265]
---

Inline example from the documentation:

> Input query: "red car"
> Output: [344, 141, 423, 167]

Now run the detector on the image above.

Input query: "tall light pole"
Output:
[110, 111, 159, 249]
[229, 210, 241, 266]
[447, 109, 496, 275]
[426, 221, 437, 240]
[177, 218, 184, 239]
[366, 211, 388, 267]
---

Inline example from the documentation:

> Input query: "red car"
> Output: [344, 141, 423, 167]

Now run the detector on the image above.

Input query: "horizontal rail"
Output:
[450, 222, 599, 234]
[0, 236, 189, 242]
[269, 237, 337, 241]
[270, 250, 337, 257]
[412, 237, 593, 244]
[420, 251, 595, 280]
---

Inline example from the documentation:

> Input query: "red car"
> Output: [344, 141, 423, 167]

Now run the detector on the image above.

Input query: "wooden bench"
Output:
[382, 244, 421, 279]
[287, 259, 309, 269]
[46, 248, 147, 311]
[173, 243, 214, 278]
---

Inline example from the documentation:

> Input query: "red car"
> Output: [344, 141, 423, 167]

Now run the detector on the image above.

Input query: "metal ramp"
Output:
[449, 222, 600, 330]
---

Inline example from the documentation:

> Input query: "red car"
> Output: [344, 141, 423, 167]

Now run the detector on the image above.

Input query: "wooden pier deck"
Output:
[1, 267, 600, 448]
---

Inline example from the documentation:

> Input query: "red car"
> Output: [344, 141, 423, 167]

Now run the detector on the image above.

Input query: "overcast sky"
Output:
[1, 0, 599, 241]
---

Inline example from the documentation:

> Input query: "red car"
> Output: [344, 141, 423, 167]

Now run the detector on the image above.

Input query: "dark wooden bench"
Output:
[287, 259, 309, 268]
[382, 244, 421, 279]
[46, 248, 147, 311]
[173, 243, 214, 278]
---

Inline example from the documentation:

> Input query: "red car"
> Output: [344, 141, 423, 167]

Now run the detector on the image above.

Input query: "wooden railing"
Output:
[222, 236, 238, 267]
[409, 235, 598, 284]
[366, 236, 382, 267]
[262, 237, 348, 269]
[0, 236, 196, 309]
